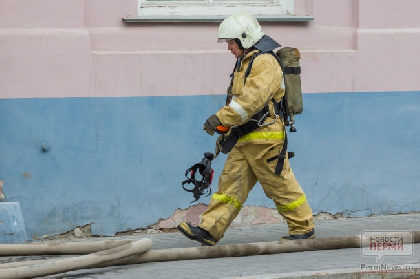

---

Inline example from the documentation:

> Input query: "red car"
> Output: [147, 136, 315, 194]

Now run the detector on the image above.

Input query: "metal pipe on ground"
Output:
[0, 238, 152, 279]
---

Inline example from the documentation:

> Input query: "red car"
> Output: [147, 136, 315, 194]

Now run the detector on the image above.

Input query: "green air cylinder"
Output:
[277, 47, 303, 116]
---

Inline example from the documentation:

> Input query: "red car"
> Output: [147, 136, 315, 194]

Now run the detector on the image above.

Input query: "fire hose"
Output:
[0, 231, 419, 278]
[0, 239, 152, 279]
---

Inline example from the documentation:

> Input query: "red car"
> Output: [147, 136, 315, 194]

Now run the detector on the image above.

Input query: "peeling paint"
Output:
[35, 224, 92, 240]
[230, 206, 284, 227]
[153, 204, 208, 229]
[153, 207, 346, 230]
[153, 205, 285, 230]
[313, 212, 343, 220]
[46, 211, 419, 238]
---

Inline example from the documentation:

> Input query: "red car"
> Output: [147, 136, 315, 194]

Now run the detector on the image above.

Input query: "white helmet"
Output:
[218, 11, 264, 49]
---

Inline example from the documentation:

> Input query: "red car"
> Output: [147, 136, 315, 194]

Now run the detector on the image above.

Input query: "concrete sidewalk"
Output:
[5, 213, 420, 278]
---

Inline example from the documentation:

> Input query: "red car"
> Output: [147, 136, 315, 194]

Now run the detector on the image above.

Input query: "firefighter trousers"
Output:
[199, 142, 314, 241]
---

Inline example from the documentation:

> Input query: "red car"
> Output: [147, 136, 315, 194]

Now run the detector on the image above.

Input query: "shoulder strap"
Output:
[244, 50, 287, 84]
[244, 51, 263, 85]
[229, 58, 242, 85]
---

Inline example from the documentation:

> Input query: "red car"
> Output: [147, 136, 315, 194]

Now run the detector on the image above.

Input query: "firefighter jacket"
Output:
[216, 49, 286, 147]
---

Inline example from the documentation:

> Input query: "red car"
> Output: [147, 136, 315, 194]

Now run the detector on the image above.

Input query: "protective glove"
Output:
[203, 114, 221, 136]
[214, 134, 225, 158]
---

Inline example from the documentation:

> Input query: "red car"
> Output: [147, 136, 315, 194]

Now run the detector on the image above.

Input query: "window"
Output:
[136, 0, 295, 19]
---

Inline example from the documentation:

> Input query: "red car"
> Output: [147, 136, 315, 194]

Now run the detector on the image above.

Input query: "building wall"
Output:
[0, 0, 419, 238]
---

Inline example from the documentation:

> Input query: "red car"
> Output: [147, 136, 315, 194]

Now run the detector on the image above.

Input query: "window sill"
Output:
[122, 15, 314, 23]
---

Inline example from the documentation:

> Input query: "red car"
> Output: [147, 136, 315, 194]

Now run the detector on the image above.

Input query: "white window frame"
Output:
[137, 0, 295, 18]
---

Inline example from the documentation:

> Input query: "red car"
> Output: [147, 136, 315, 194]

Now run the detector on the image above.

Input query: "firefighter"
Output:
[178, 11, 315, 246]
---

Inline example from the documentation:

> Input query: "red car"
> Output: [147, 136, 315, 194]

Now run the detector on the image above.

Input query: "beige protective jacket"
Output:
[216, 49, 286, 146]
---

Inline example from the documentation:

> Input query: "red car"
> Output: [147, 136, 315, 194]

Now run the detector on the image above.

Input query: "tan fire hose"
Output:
[0, 238, 152, 279]
[0, 239, 136, 256]
[107, 231, 420, 266]
[0, 231, 419, 278]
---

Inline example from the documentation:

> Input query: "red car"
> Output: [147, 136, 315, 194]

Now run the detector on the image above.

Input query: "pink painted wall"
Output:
[1, 0, 420, 99]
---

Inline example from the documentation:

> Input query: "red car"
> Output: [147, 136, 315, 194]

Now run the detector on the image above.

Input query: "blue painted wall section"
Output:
[288, 91, 420, 218]
[0, 91, 419, 238]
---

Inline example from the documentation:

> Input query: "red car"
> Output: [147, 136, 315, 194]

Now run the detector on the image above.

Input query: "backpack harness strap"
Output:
[283, 66, 301, 75]
[219, 104, 270, 153]
[266, 135, 294, 175]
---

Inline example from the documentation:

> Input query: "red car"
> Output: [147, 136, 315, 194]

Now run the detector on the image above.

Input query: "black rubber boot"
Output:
[281, 229, 315, 240]
[177, 222, 217, 246]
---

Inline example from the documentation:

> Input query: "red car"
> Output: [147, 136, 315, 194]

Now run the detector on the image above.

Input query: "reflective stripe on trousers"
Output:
[211, 193, 242, 211]
[276, 194, 307, 212]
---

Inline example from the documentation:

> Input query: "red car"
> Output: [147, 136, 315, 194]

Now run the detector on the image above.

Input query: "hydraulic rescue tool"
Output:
[182, 152, 215, 202]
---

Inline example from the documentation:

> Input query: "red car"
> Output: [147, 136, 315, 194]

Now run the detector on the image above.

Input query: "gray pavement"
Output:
[3, 213, 420, 278]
